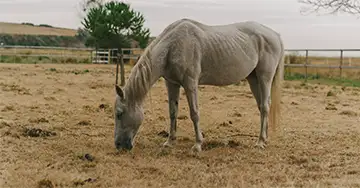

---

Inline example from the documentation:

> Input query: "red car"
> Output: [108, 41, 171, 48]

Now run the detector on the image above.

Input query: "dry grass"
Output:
[0, 47, 90, 56]
[0, 22, 77, 36]
[1, 63, 360, 187]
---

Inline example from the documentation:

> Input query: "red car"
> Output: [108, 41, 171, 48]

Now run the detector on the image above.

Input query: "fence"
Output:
[2, 45, 360, 81]
[92, 48, 118, 64]
[0, 45, 143, 65]
[284, 49, 360, 81]
[0, 45, 93, 64]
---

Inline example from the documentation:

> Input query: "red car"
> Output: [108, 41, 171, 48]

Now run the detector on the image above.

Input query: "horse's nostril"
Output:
[124, 140, 133, 150]
[114, 138, 133, 150]
[115, 141, 122, 149]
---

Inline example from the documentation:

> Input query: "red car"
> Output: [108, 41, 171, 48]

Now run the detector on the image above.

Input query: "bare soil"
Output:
[1, 63, 360, 188]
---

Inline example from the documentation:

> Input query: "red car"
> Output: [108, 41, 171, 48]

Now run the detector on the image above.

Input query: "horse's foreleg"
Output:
[184, 84, 203, 153]
[163, 81, 180, 148]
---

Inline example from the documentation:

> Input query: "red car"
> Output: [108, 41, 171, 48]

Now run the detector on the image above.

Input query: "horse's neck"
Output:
[123, 60, 161, 105]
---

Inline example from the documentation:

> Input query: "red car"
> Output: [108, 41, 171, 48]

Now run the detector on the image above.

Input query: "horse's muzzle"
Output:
[115, 138, 133, 151]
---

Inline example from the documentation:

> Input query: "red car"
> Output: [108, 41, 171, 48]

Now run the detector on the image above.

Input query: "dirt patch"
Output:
[202, 139, 241, 150]
[44, 96, 57, 101]
[29, 117, 49, 123]
[0, 82, 31, 95]
[73, 178, 97, 186]
[77, 120, 92, 126]
[218, 121, 233, 127]
[37, 179, 54, 188]
[2, 105, 15, 112]
[227, 140, 240, 148]
[99, 103, 110, 110]
[2, 64, 360, 188]
[232, 112, 242, 117]
[325, 103, 337, 110]
[78, 153, 95, 162]
[291, 101, 299, 105]
[202, 140, 226, 150]
[88, 81, 111, 89]
[339, 110, 358, 117]
[177, 114, 188, 120]
[0, 120, 13, 128]
[22, 127, 56, 137]
[157, 130, 169, 138]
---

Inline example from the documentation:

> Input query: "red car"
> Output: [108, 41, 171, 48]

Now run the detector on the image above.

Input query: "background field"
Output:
[0, 22, 77, 36]
[0, 22, 84, 47]
[1, 63, 360, 187]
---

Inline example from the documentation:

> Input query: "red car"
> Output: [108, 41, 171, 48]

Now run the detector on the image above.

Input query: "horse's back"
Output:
[194, 21, 278, 85]
[157, 19, 283, 86]
[233, 21, 283, 53]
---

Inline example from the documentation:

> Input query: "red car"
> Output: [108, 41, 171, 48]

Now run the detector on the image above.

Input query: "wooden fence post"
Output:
[340, 50, 343, 78]
[115, 52, 120, 85]
[305, 50, 308, 82]
[120, 50, 125, 86]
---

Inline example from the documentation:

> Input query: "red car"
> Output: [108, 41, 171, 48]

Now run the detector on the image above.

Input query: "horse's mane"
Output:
[124, 40, 158, 105]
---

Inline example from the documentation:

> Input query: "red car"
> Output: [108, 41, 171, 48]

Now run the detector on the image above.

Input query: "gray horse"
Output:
[114, 18, 284, 153]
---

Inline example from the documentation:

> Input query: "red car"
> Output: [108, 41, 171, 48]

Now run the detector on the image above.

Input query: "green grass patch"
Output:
[284, 73, 360, 87]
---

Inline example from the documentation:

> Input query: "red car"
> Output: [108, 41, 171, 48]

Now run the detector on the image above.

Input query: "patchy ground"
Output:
[1, 63, 360, 188]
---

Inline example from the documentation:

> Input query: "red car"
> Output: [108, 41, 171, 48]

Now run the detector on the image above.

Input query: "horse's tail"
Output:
[269, 39, 284, 132]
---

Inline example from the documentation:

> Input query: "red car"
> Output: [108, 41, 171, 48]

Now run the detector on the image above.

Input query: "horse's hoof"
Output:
[191, 143, 202, 153]
[163, 140, 174, 148]
[254, 141, 267, 149]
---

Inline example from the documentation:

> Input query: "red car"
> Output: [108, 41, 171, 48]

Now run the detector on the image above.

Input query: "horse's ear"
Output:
[115, 85, 125, 100]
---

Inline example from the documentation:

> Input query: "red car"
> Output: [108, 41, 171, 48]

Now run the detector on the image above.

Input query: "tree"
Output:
[81, 0, 151, 49]
[75, 28, 90, 42]
[299, 0, 360, 15]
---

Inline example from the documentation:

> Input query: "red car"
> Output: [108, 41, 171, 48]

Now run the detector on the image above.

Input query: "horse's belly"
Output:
[199, 60, 256, 86]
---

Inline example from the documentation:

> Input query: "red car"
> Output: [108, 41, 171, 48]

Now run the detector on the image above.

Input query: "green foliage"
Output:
[38, 24, 53, 28]
[284, 73, 320, 80]
[81, 1, 150, 49]
[21, 22, 53, 28]
[75, 28, 90, 42]
[21, 22, 35, 26]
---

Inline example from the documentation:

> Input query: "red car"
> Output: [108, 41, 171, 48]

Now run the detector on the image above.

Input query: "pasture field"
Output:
[0, 22, 77, 36]
[1, 63, 360, 187]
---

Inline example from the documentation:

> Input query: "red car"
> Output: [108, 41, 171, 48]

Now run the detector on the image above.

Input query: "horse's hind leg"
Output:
[246, 70, 261, 111]
[163, 80, 180, 148]
[254, 56, 277, 149]
[183, 82, 203, 153]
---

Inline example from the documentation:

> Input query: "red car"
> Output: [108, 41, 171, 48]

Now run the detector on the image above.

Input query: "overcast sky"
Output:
[1, 0, 360, 52]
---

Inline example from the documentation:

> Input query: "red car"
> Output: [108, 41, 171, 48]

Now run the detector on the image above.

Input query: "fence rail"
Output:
[284, 48, 360, 80]
[1, 45, 360, 80]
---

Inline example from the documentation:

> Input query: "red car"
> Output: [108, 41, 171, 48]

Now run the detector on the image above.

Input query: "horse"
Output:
[114, 18, 284, 153]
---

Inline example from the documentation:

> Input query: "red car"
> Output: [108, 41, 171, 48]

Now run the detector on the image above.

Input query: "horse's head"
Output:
[113, 85, 144, 151]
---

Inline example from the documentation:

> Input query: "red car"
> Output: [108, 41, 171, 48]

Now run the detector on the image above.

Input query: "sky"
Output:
[1, 0, 360, 54]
